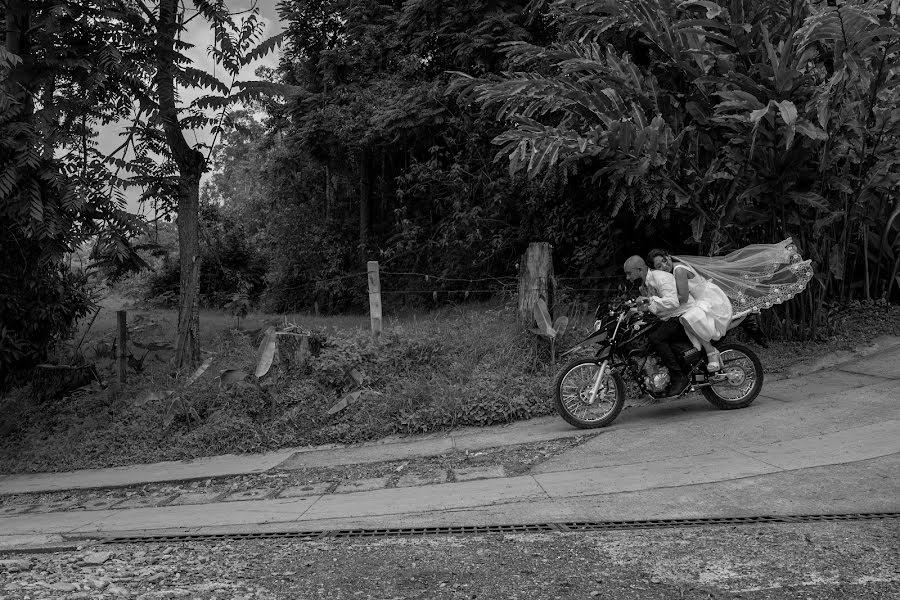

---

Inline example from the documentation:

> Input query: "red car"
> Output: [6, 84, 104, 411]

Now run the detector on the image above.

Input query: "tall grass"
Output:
[1, 301, 559, 473]
[6, 296, 895, 474]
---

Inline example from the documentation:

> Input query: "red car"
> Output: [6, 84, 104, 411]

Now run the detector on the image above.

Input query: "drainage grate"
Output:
[97, 512, 900, 545]
[558, 512, 900, 531]
[104, 532, 326, 544]
[330, 524, 558, 538]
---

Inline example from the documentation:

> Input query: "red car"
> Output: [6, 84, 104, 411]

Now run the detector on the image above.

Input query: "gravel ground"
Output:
[1, 438, 587, 510]
[1, 520, 898, 599]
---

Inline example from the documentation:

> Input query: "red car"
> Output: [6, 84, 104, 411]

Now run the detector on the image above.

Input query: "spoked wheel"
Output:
[701, 341, 764, 409]
[553, 358, 625, 429]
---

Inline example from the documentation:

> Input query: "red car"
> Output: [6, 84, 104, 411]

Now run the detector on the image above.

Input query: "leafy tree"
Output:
[103, 0, 287, 367]
[454, 0, 900, 336]
[2, 0, 289, 383]
[0, 0, 151, 386]
[200, 110, 270, 242]
[253, 0, 576, 311]
[144, 202, 268, 308]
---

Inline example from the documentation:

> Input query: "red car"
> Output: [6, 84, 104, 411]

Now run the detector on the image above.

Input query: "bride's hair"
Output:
[646, 248, 672, 266]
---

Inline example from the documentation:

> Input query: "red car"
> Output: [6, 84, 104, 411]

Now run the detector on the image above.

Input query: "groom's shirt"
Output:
[642, 269, 694, 320]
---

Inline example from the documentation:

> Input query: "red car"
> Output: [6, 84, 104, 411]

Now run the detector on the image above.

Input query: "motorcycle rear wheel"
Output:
[701, 341, 763, 410]
[554, 358, 625, 429]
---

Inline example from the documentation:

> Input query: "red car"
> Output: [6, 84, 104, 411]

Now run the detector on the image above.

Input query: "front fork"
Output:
[586, 360, 609, 404]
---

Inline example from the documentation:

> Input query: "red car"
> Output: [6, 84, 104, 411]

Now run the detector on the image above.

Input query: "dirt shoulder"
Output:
[1, 520, 898, 599]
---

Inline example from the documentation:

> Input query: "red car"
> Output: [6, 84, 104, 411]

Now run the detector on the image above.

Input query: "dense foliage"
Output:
[143, 205, 268, 309]
[1, 0, 286, 382]
[189, 0, 899, 341]
[0, 1, 149, 387]
[231, 0, 632, 313]
[5, 0, 898, 388]
[455, 0, 900, 337]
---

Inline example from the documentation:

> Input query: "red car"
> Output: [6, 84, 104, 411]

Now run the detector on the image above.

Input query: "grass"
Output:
[1, 297, 898, 475]
[0, 300, 552, 473]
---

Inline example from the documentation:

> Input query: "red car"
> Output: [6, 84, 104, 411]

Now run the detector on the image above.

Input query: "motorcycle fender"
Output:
[596, 345, 611, 360]
[560, 331, 608, 357]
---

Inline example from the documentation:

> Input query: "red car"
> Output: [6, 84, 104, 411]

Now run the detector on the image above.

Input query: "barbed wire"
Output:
[265, 272, 369, 292]
[557, 275, 622, 281]
[381, 289, 510, 294]
[380, 287, 616, 294]
[264, 268, 623, 294]
[379, 270, 518, 284]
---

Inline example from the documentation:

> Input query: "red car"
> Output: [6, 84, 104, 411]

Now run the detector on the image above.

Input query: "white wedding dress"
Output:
[674, 263, 733, 350]
[674, 238, 813, 318]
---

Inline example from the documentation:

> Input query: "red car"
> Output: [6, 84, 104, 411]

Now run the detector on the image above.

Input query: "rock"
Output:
[649, 576, 662, 584]
[591, 592, 602, 598]
[106, 583, 131, 596]
[195, 582, 229, 592]
[81, 551, 114, 565]
[48, 582, 78, 592]
[0, 559, 32, 572]
[89, 578, 110, 590]
[146, 572, 167, 583]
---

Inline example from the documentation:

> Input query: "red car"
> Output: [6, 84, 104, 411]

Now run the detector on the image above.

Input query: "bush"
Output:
[4, 297, 899, 473]
[0, 255, 95, 390]
[141, 205, 268, 309]
[0, 302, 558, 471]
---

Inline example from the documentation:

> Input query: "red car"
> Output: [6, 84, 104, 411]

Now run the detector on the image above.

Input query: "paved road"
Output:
[1, 340, 898, 551]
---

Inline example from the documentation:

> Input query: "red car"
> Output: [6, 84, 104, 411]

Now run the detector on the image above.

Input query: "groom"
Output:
[623, 255, 694, 396]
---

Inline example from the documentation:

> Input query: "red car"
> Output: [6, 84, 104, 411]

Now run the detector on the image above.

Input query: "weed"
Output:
[2, 300, 898, 473]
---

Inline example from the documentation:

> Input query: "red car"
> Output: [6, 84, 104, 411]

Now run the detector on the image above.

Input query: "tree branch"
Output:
[134, 0, 157, 23]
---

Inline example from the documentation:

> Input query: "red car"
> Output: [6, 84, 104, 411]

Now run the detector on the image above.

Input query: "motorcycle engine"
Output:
[640, 356, 671, 394]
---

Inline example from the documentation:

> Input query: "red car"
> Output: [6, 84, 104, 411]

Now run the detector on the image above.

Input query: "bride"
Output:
[647, 248, 732, 371]
[647, 238, 814, 371]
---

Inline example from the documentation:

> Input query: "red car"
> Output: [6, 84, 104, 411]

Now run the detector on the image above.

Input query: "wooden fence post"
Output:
[116, 310, 128, 384]
[518, 242, 555, 325]
[367, 260, 383, 342]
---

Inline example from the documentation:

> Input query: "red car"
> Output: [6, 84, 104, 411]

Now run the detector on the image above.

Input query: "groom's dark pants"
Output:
[648, 318, 691, 376]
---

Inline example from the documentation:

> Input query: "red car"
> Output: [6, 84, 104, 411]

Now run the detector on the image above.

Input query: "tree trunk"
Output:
[324, 164, 334, 220]
[156, 0, 205, 368]
[173, 170, 202, 367]
[518, 242, 555, 326]
[359, 148, 370, 266]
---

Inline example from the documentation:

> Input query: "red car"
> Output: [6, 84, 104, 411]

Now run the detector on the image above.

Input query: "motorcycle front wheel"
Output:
[701, 341, 764, 409]
[554, 357, 625, 429]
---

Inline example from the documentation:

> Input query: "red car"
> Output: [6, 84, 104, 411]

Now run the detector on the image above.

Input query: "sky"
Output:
[100, 0, 286, 215]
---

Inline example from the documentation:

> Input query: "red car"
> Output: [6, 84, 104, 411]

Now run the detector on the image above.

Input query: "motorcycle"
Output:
[553, 295, 764, 429]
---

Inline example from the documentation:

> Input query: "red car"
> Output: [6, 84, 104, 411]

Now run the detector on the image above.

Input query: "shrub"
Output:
[0, 258, 95, 390]
[0, 302, 555, 471]
[141, 205, 267, 309]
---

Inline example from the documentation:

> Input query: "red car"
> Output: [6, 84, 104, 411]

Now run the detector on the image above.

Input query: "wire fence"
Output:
[265, 267, 625, 306]
[254, 259, 631, 338]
